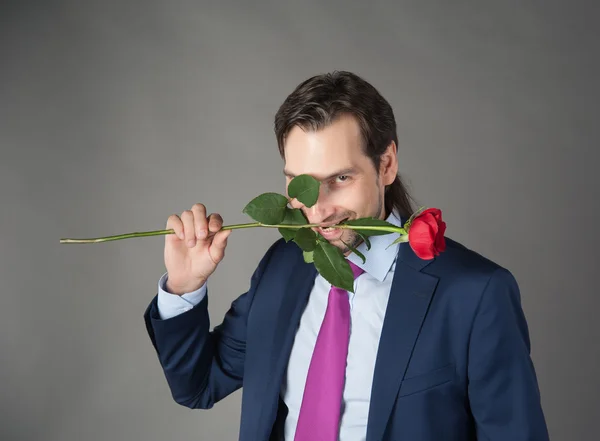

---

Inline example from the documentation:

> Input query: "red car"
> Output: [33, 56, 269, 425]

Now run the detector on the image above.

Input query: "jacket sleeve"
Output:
[156, 271, 207, 320]
[143, 239, 281, 409]
[467, 267, 550, 440]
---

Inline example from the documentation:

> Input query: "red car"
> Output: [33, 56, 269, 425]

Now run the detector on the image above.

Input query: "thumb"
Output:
[209, 229, 232, 262]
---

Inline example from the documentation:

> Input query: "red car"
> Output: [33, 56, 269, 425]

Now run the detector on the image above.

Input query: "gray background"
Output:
[1, 1, 598, 440]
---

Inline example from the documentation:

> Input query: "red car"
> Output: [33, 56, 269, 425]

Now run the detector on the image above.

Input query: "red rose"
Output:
[408, 208, 446, 260]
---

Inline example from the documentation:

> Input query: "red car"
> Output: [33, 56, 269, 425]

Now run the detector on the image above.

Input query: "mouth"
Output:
[314, 218, 350, 240]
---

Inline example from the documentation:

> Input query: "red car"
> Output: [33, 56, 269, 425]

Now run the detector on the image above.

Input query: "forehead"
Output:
[283, 114, 368, 177]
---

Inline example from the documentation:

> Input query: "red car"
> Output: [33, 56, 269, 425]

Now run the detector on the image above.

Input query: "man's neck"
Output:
[381, 206, 390, 221]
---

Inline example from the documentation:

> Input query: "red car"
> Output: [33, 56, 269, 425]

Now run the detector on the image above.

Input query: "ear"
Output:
[380, 141, 399, 185]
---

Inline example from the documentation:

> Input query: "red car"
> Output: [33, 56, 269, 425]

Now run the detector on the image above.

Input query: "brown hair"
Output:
[274, 71, 415, 219]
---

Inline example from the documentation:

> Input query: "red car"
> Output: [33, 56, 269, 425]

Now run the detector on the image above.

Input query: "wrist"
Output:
[165, 277, 206, 295]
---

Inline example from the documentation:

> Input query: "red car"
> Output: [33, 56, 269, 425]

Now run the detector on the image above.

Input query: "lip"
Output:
[316, 226, 344, 240]
[319, 217, 349, 228]
[314, 218, 349, 240]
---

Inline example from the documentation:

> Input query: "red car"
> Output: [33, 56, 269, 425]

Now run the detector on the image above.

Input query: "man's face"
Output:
[283, 114, 398, 255]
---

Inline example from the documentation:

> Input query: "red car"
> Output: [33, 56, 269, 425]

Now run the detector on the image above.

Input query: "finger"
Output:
[207, 213, 224, 234]
[210, 229, 231, 262]
[191, 203, 208, 239]
[180, 210, 196, 247]
[166, 214, 184, 240]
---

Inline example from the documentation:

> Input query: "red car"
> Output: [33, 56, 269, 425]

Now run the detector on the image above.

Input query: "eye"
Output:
[335, 175, 349, 183]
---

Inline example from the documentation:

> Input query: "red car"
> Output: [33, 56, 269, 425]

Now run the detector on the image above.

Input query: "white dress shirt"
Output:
[157, 211, 402, 441]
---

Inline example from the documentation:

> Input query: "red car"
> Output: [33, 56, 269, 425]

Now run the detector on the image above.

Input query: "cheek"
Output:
[356, 183, 381, 213]
[330, 182, 373, 210]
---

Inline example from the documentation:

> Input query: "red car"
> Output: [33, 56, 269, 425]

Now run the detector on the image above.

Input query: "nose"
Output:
[289, 197, 303, 210]
[290, 189, 333, 225]
[306, 200, 327, 222]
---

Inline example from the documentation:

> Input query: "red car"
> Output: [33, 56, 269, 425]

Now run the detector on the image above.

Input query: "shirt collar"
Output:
[347, 210, 403, 282]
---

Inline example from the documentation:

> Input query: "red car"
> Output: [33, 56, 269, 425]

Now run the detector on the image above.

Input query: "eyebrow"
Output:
[283, 168, 357, 182]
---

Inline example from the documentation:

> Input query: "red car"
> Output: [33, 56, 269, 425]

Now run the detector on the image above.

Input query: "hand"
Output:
[164, 203, 231, 295]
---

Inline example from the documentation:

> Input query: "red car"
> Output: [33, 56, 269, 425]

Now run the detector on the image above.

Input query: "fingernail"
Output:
[198, 230, 207, 238]
[187, 239, 195, 247]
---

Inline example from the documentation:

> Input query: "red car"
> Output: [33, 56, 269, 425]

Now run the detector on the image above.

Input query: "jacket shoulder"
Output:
[429, 235, 516, 286]
[439, 236, 506, 270]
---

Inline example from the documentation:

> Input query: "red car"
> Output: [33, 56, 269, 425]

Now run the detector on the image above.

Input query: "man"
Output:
[144, 71, 549, 440]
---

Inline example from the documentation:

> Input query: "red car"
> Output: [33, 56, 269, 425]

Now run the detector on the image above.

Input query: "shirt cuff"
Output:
[156, 272, 207, 320]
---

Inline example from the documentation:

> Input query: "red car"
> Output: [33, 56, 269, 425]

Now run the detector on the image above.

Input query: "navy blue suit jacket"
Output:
[144, 232, 549, 440]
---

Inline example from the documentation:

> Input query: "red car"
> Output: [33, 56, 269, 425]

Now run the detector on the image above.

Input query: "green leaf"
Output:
[293, 228, 317, 252]
[385, 233, 409, 250]
[343, 217, 398, 236]
[283, 207, 308, 225]
[278, 208, 308, 242]
[288, 174, 320, 208]
[342, 239, 366, 264]
[313, 241, 355, 293]
[404, 206, 426, 230]
[356, 231, 372, 250]
[279, 228, 297, 242]
[303, 251, 314, 263]
[243, 192, 288, 224]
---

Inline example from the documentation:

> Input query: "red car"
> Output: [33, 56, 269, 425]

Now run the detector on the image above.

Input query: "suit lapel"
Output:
[270, 255, 317, 384]
[255, 250, 317, 439]
[365, 241, 440, 441]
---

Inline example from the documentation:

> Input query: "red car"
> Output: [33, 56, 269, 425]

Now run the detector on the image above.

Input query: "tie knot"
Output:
[347, 260, 365, 280]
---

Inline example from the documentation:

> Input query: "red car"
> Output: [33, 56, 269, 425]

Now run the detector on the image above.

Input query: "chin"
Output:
[333, 231, 358, 251]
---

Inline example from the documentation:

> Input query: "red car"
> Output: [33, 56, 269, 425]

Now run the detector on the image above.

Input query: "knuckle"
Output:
[167, 215, 184, 239]
[192, 203, 206, 213]
[208, 213, 221, 227]
[166, 214, 180, 225]
[196, 215, 209, 239]
[197, 220, 208, 232]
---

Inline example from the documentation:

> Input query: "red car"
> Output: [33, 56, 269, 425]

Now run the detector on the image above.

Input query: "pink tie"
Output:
[294, 260, 365, 441]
